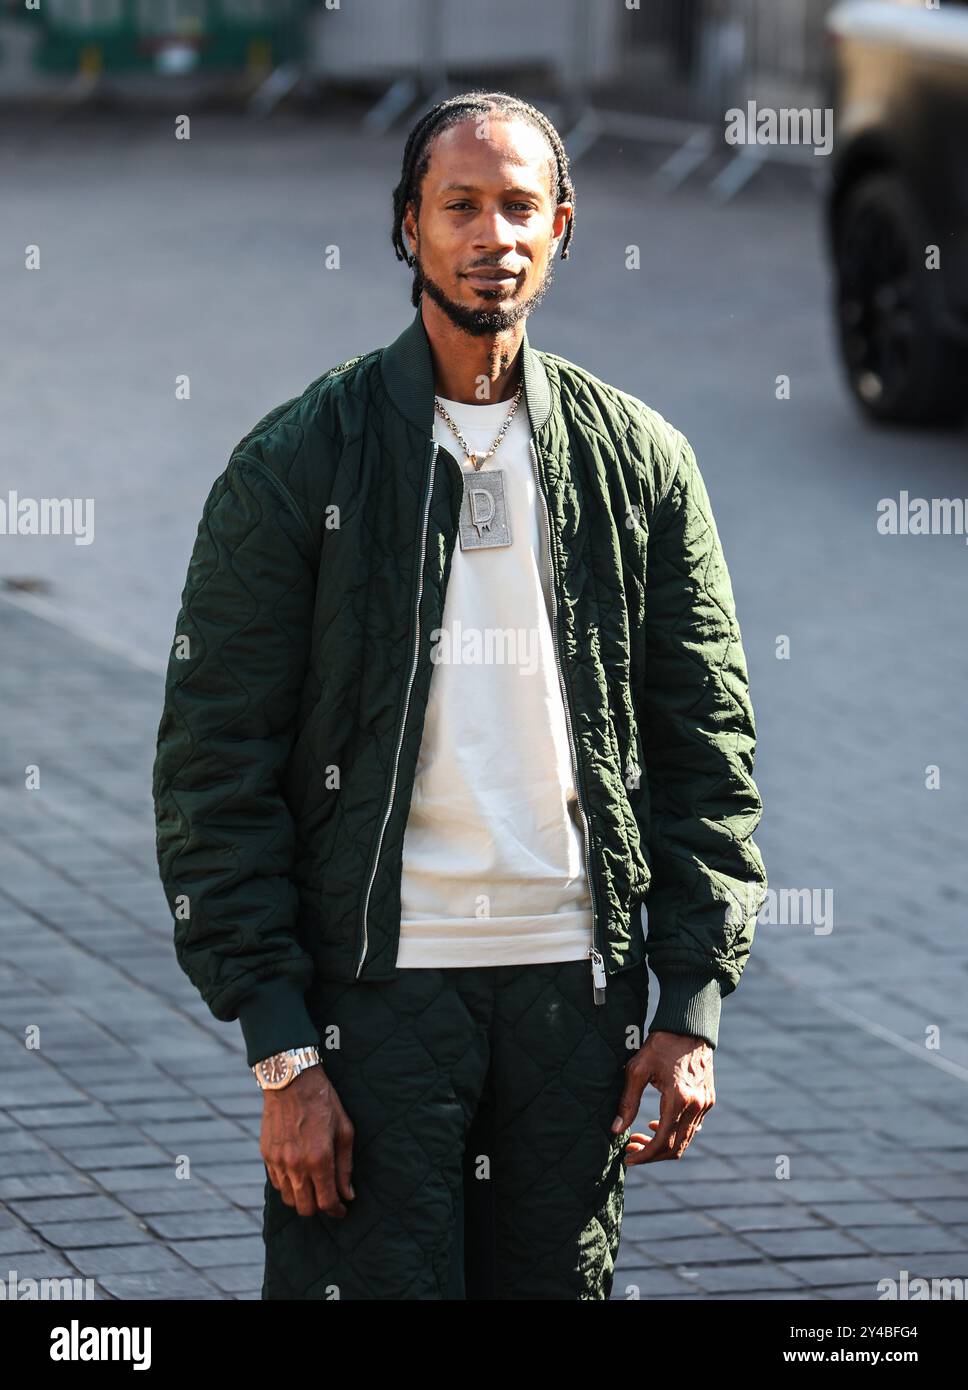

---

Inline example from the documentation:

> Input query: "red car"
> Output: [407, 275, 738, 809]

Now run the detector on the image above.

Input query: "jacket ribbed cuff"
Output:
[236, 976, 321, 1069]
[648, 971, 723, 1050]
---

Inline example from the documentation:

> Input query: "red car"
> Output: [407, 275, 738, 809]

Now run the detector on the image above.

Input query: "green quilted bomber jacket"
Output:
[152, 305, 768, 1068]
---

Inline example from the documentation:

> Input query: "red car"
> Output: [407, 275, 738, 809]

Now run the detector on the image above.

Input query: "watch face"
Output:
[261, 1055, 292, 1087]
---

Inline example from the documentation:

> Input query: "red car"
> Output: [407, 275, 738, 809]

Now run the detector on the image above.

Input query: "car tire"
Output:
[832, 172, 968, 427]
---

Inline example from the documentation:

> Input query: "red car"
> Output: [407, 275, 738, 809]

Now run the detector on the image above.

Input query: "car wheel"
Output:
[833, 173, 968, 426]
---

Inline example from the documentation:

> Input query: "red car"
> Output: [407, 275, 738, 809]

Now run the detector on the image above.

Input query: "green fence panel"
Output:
[31, 0, 311, 75]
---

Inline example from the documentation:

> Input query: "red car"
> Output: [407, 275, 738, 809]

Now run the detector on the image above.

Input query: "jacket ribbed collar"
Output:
[380, 301, 553, 435]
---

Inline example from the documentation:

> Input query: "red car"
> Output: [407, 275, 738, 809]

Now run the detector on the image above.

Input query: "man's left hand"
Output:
[611, 1029, 715, 1164]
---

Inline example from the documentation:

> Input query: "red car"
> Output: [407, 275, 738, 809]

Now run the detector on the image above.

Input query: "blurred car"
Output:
[825, 0, 968, 425]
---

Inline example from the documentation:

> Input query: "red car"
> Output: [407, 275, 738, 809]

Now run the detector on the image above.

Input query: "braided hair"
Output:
[390, 91, 575, 307]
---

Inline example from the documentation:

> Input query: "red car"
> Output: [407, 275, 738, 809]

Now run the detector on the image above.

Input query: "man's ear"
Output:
[403, 205, 417, 257]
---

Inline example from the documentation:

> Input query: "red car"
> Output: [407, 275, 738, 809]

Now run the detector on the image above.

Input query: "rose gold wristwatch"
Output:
[252, 1045, 322, 1091]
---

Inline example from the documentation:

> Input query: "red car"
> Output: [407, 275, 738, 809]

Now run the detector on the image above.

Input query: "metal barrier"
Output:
[302, 0, 836, 197]
[306, 0, 619, 84]
[738, 0, 833, 106]
[306, 0, 621, 133]
[701, 0, 835, 196]
[563, 0, 838, 197]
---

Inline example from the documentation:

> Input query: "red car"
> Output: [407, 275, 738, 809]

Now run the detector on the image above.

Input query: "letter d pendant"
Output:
[458, 469, 512, 550]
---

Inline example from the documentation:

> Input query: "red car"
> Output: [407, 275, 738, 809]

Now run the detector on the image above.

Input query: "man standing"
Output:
[152, 91, 767, 1300]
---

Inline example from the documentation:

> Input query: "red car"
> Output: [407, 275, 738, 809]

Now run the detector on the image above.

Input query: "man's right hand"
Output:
[260, 1065, 356, 1218]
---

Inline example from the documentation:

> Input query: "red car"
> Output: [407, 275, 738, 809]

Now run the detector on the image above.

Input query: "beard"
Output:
[414, 254, 556, 336]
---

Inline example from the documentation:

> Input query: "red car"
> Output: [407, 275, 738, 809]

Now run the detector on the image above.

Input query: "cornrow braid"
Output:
[390, 90, 575, 307]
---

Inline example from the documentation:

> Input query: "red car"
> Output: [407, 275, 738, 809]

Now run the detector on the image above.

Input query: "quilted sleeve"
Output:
[152, 452, 322, 1069]
[637, 430, 768, 1048]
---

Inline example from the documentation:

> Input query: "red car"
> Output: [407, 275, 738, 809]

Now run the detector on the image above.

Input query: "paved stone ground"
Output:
[2, 114, 967, 1301]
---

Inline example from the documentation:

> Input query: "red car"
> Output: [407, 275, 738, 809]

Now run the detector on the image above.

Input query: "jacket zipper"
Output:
[356, 440, 439, 978]
[528, 437, 606, 1005]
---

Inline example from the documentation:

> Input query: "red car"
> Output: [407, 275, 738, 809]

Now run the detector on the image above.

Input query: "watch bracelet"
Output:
[252, 1043, 321, 1086]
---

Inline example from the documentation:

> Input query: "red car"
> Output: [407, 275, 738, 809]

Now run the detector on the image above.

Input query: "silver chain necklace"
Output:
[433, 380, 523, 551]
[433, 379, 524, 470]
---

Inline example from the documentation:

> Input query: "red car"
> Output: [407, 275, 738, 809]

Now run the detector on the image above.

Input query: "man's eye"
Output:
[447, 202, 534, 213]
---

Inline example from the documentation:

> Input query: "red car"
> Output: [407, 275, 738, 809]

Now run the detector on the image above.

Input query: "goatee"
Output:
[415, 258, 555, 337]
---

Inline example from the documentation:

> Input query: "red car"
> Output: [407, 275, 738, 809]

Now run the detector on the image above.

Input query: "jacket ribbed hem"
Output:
[647, 971, 723, 1050]
[237, 977, 321, 1070]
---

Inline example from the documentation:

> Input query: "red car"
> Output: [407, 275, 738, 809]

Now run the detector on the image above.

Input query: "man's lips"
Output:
[463, 269, 519, 287]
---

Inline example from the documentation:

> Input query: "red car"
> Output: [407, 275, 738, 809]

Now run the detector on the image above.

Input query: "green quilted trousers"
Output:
[261, 957, 650, 1300]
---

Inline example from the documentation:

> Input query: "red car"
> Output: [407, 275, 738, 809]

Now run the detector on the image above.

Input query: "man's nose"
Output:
[472, 209, 517, 251]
